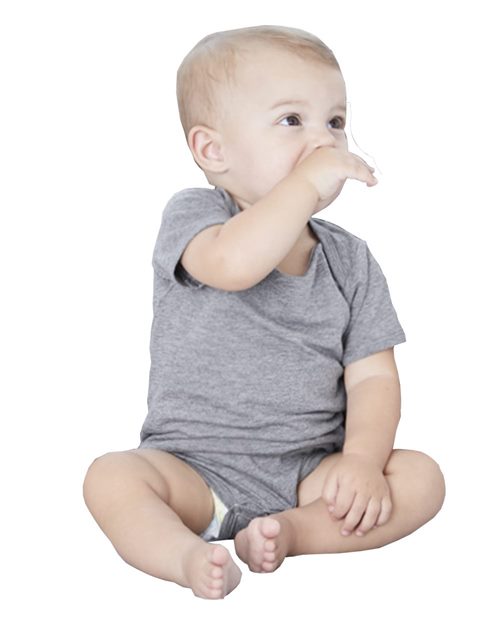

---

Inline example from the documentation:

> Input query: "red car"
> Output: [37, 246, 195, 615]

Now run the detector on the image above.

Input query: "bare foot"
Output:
[182, 542, 242, 599]
[234, 515, 295, 573]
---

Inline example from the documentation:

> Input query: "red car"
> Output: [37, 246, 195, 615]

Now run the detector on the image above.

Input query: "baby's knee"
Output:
[82, 451, 132, 505]
[412, 451, 446, 514]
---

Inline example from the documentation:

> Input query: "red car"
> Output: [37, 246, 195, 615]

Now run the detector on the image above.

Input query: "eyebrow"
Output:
[270, 98, 346, 112]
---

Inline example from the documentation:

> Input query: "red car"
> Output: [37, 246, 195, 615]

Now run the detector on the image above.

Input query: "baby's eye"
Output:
[279, 114, 301, 126]
[278, 115, 346, 129]
[329, 116, 345, 130]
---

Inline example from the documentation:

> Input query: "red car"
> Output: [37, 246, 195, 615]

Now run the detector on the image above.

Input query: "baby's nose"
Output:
[310, 127, 340, 150]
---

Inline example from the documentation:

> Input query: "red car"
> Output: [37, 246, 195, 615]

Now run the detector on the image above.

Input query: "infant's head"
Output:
[176, 25, 348, 209]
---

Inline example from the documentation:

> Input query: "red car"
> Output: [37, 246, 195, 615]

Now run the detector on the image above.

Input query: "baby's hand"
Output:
[321, 452, 392, 537]
[291, 146, 377, 210]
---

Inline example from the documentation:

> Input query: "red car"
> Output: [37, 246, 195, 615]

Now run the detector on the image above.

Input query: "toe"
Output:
[209, 544, 229, 566]
[262, 560, 275, 571]
[209, 577, 224, 589]
[262, 517, 280, 537]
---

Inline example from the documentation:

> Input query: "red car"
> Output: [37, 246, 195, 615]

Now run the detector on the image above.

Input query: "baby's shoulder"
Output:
[167, 185, 225, 205]
[311, 217, 367, 262]
[162, 186, 235, 218]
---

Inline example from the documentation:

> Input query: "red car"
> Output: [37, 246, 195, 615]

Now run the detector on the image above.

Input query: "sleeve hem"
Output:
[154, 219, 229, 287]
[342, 334, 406, 367]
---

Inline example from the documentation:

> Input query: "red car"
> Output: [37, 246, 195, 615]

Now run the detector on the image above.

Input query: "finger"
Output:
[343, 166, 377, 186]
[346, 153, 376, 176]
[375, 495, 393, 526]
[330, 482, 357, 520]
[341, 493, 368, 535]
[351, 153, 375, 173]
[354, 497, 380, 536]
[358, 161, 378, 185]
[322, 472, 339, 508]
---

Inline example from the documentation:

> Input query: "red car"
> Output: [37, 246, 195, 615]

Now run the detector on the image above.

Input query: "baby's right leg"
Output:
[82, 448, 241, 599]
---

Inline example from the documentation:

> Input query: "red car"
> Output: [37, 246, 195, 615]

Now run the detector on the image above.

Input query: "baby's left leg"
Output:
[234, 449, 445, 571]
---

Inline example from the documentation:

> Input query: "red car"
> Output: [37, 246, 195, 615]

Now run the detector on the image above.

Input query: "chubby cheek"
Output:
[264, 150, 300, 182]
[258, 166, 294, 198]
[237, 136, 304, 198]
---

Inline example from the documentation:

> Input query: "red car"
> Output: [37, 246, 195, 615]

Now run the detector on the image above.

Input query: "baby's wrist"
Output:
[286, 171, 320, 212]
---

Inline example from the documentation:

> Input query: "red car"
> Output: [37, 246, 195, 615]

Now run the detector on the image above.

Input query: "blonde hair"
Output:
[176, 25, 341, 143]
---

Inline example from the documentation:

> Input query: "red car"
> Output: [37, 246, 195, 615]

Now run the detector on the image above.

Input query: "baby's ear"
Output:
[187, 125, 228, 173]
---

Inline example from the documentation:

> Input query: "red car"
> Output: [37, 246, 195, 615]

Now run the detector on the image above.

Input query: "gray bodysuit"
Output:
[138, 186, 406, 539]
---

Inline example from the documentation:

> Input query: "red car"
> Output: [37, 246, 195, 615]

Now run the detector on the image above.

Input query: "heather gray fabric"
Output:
[138, 186, 406, 540]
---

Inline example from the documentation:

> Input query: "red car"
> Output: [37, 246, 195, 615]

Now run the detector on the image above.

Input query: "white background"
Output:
[1, 0, 498, 622]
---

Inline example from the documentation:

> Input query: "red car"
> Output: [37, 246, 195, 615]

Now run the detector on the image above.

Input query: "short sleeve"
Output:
[341, 240, 406, 366]
[152, 187, 232, 287]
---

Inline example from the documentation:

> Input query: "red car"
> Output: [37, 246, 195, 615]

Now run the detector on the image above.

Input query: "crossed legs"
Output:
[234, 449, 446, 571]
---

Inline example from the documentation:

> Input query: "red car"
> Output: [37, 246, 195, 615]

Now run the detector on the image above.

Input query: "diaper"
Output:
[199, 487, 229, 541]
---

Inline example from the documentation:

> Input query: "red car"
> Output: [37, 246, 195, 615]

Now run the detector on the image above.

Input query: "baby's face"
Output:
[215, 46, 348, 210]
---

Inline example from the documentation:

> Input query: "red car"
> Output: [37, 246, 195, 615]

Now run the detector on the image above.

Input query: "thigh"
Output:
[88, 448, 215, 534]
[297, 450, 343, 507]
[296, 448, 443, 509]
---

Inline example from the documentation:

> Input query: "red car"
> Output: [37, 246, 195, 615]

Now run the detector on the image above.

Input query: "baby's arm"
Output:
[342, 348, 402, 470]
[180, 148, 374, 291]
[321, 348, 401, 534]
[216, 173, 319, 290]
[215, 147, 375, 290]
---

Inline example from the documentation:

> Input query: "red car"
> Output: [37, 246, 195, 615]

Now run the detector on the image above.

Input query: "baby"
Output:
[83, 25, 446, 600]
